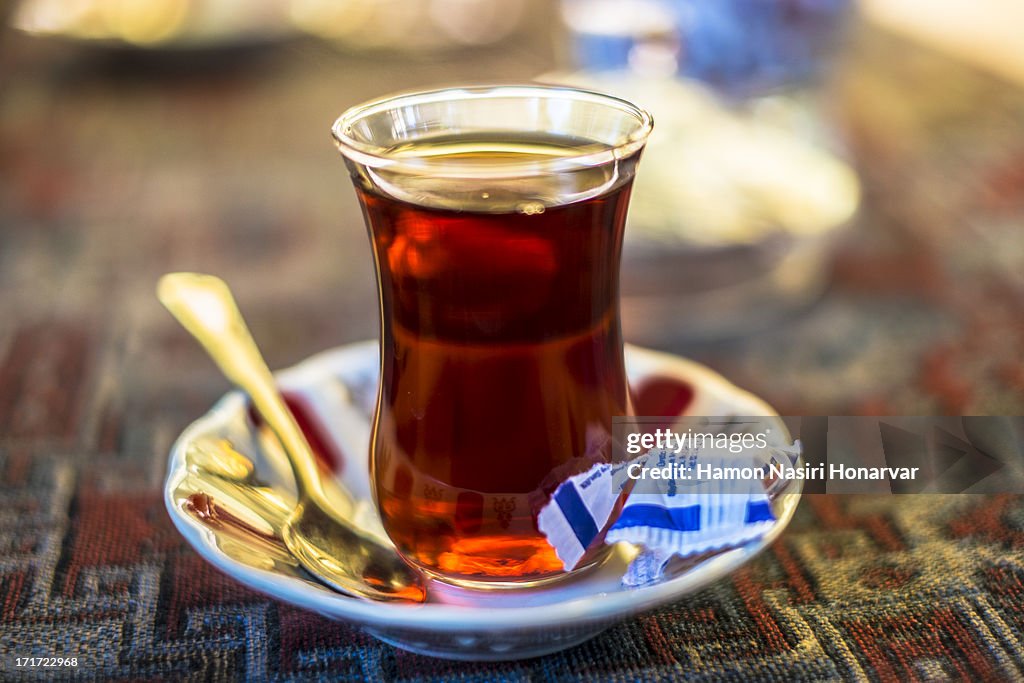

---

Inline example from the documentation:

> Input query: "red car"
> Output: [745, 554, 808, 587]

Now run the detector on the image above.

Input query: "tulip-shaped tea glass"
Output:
[333, 85, 652, 587]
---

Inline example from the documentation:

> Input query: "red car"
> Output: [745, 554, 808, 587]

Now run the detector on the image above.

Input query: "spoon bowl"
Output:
[157, 272, 426, 603]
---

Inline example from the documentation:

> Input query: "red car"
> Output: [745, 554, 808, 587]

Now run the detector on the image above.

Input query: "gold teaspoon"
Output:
[158, 272, 426, 603]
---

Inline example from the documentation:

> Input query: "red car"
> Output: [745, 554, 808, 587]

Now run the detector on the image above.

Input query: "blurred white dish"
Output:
[541, 72, 861, 341]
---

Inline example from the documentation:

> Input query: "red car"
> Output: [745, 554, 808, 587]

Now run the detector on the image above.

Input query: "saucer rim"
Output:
[164, 341, 802, 632]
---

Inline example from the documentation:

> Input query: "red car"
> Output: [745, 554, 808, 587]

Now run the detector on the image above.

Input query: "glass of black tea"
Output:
[332, 86, 652, 588]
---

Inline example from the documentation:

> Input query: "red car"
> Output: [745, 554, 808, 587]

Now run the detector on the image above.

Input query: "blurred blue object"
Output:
[561, 0, 851, 94]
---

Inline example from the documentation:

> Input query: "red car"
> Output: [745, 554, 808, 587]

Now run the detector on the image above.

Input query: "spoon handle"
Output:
[157, 272, 349, 516]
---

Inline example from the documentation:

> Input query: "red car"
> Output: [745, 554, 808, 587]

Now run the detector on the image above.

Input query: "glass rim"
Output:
[331, 84, 654, 178]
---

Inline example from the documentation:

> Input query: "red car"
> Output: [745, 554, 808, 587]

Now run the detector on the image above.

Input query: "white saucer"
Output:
[165, 341, 802, 661]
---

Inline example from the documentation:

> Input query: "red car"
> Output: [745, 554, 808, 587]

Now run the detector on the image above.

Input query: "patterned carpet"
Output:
[2, 441, 1023, 679]
[2, 14, 1024, 683]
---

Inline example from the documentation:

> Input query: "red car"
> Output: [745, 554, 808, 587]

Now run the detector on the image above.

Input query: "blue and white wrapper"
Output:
[538, 442, 802, 586]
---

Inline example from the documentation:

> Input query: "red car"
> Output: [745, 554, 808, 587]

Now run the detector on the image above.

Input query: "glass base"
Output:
[415, 545, 613, 591]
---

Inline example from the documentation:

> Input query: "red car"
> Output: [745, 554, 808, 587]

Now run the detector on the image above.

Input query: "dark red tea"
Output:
[357, 133, 637, 583]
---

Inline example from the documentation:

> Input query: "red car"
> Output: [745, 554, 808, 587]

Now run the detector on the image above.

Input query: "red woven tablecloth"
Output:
[1, 17, 1023, 681]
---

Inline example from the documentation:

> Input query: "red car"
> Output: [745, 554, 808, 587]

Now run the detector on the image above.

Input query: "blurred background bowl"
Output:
[550, 0, 859, 341]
